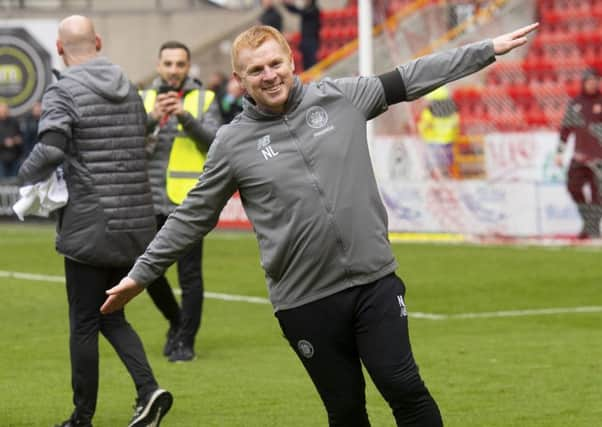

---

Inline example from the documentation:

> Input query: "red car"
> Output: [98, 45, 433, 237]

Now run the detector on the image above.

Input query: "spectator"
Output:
[448, 0, 478, 30]
[208, 70, 237, 124]
[140, 40, 222, 362]
[283, 0, 321, 70]
[258, 0, 283, 32]
[17, 15, 172, 427]
[0, 102, 23, 178]
[102, 23, 538, 426]
[556, 68, 602, 239]
[417, 85, 460, 179]
[19, 101, 42, 165]
[207, 70, 228, 110]
[220, 76, 244, 124]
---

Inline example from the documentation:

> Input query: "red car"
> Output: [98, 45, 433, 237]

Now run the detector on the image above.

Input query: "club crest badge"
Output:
[297, 339, 315, 358]
[305, 106, 328, 129]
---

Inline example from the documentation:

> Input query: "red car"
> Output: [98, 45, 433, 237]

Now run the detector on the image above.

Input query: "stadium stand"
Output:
[453, 0, 602, 134]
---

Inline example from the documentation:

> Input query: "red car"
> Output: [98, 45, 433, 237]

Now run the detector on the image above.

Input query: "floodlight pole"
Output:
[358, 0, 375, 155]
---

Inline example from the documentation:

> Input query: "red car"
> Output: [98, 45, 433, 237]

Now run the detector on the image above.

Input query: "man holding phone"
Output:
[140, 41, 222, 362]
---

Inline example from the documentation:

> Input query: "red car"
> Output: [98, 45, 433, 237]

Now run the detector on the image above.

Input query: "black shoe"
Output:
[54, 417, 92, 427]
[168, 342, 195, 362]
[162, 326, 179, 356]
[128, 388, 173, 427]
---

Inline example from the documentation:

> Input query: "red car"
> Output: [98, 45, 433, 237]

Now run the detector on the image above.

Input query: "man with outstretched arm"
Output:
[102, 23, 538, 426]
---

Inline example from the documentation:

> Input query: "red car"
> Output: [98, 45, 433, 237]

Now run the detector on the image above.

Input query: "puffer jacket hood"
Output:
[62, 56, 130, 101]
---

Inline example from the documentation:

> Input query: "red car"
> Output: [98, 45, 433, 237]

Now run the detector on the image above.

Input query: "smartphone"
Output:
[158, 84, 176, 94]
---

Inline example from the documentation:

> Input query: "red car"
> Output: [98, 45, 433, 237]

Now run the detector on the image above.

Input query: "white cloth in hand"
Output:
[12, 168, 68, 221]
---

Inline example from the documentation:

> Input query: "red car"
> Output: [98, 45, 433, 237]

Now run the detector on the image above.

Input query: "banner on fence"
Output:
[373, 132, 579, 237]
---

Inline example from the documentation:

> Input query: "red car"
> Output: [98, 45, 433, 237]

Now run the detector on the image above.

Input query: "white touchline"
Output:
[0, 270, 65, 283]
[0, 270, 271, 304]
[2, 270, 602, 319]
[410, 306, 602, 320]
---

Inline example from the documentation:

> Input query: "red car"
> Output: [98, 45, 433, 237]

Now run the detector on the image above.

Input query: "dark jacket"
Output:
[18, 57, 156, 267]
[558, 70, 602, 163]
[285, 0, 321, 44]
[259, 5, 283, 31]
[0, 116, 22, 163]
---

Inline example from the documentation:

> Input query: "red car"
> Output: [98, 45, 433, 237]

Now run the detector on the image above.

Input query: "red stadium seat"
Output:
[319, 10, 338, 27]
[453, 87, 482, 104]
[286, 32, 301, 49]
[506, 84, 532, 103]
[341, 6, 358, 27]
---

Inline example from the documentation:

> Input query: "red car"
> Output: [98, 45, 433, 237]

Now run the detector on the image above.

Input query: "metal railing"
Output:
[0, 182, 19, 217]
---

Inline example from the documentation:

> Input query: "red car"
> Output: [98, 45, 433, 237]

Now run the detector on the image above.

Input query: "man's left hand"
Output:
[493, 23, 539, 55]
[100, 276, 144, 314]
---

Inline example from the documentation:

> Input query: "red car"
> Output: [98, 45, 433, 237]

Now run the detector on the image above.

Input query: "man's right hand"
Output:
[100, 276, 145, 314]
[150, 92, 177, 121]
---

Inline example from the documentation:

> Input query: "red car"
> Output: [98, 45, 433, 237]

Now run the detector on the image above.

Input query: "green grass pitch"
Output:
[1, 222, 601, 426]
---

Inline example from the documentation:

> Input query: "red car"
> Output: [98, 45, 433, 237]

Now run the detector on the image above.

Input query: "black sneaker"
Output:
[162, 326, 179, 357]
[167, 342, 195, 362]
[128, 388, 173, 427]
[54, 417, 92, 427]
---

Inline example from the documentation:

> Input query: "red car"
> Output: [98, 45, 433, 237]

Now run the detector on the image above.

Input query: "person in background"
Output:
[17, 15, 172, 427]
[283, 0, 320, 70]
[556, 68, 602, 239]
[417, 85, 460, 179]
[207, 70, 228, 121]
[258, 0, 283, 32]
[220, 76, 245, 124]
[0, 102, 23, 178]
[102, 23, 538, 426]
[207, 70, 228, 94]
[19, 101, 42, 165]
[140, 40, 222, 362]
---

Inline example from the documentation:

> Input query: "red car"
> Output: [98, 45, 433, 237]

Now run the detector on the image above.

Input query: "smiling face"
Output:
[233, 35, 295, 113]
[157, 47, 190, 90]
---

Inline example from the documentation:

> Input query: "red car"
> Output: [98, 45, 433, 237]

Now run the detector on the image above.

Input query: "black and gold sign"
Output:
[0, 27, 51, 116]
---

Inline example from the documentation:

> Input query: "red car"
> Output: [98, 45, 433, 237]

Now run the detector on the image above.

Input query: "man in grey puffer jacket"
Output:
[18, 15, 171, 427]
[103, 23, 538, 426]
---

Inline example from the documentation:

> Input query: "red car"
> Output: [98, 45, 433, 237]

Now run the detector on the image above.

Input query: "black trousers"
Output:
[567, 162, 601, 205]
[147, 214, 204, 348]
[276, 273, 442, 427]
[65, 258, 158, 422]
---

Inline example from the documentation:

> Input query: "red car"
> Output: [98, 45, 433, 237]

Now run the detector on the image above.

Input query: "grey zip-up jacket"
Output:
[129, 40, 495, 310]
[18, 56, 156, 267]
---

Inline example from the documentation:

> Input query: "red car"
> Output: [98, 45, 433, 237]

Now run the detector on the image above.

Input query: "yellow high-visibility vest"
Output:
[417, 108, 460, 145]
[143, 88, 215, 204]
